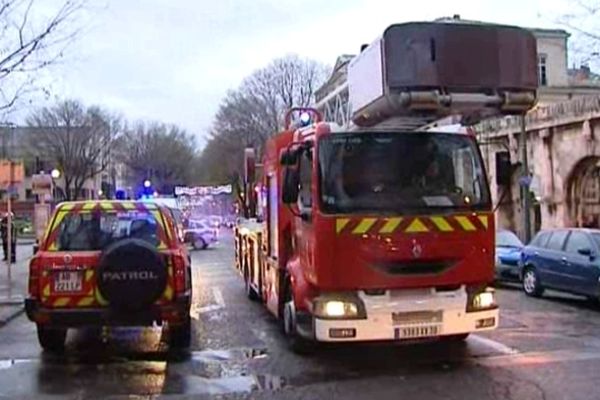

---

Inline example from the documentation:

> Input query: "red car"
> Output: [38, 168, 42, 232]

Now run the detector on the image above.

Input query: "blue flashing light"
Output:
[299, 112, 311, 126]
[143, 179, 152, 188]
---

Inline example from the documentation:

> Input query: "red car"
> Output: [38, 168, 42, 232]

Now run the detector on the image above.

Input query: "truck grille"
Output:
[372, 260, 455, 275]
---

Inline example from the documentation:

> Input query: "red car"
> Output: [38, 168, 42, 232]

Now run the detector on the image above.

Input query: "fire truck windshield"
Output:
[318, 131, 491, 214]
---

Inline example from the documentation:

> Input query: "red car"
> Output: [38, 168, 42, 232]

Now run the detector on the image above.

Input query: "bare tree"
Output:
[26, 99, 121, 200]
[0, 0, 85, 114]
[557, 0, 600, 66]
[117, 122, 198, 194]
[198, 54, 328, 185]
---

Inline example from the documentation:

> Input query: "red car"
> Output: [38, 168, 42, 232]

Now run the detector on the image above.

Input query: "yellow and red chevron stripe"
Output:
[335, 213, 490, 235]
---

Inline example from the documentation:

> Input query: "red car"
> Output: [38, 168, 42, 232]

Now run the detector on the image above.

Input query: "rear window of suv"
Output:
[52, 210, 162, 251]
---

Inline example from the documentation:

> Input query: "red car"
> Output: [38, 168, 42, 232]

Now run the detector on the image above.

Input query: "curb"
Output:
[0, 305, 25, 327]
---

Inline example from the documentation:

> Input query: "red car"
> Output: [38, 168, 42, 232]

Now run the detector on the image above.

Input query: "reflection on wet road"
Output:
[1, 231, 600, 399]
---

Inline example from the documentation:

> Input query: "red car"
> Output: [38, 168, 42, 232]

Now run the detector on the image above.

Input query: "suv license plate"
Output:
[395, 325, 440, 339]
[54, 271, 83, 293]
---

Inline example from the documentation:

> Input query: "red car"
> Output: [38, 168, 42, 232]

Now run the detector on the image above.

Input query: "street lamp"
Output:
[50, 169, 60, 179]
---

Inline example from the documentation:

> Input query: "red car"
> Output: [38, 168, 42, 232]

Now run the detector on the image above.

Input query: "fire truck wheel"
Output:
[169, 316, 191, 349]
[283, 290, 315, 355]
[98, 239, 168, 311]
[244, 265, 259, 301]
[522, 267, 544, 297]
[37, 324, 66, 352]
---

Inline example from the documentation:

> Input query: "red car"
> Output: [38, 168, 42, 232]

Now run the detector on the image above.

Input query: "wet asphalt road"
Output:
[1, 232, 600, 399]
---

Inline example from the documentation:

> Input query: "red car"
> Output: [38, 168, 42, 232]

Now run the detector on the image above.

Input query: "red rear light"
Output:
[28, 257, 41, 298]
[172, 253, 187, 293]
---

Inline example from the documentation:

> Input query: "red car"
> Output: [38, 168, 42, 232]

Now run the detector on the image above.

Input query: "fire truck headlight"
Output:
[471, 290, 496, 311]
[313, 297, 365, 319]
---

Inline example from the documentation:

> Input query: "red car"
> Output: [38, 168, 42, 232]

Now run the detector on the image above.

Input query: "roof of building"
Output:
[315, 54, 355, 99]
[568, 66, 600, 85]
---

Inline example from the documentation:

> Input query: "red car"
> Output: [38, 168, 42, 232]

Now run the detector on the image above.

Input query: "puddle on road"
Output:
[0, 359, 35, 370]
[182, 347, 287, 394]
[190, 347, 268, 362]
[181, 373, 286, 395]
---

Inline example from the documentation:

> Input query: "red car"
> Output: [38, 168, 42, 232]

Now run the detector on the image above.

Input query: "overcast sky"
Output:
[29, 0, 575, 142]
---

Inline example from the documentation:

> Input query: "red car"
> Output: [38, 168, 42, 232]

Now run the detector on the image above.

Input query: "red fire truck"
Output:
[235, 21, 537, 352]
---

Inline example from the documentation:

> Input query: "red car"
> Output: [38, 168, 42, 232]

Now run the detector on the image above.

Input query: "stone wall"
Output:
[478, 96, 600, 238]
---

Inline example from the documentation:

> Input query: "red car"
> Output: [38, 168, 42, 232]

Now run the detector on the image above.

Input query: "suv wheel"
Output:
[522, 267, 544, 297]
[169, 316, 191, 348]
[37, 325, 66, 352]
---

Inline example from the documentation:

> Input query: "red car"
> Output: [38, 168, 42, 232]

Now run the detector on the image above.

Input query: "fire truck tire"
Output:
[522, 266, 544, 297]
[37, 324, 66, 352]
[244, 265, 260, 301]
[169, 316, 191, 348]
[283, 288, 315, 355]
[97, 239, 168, 311]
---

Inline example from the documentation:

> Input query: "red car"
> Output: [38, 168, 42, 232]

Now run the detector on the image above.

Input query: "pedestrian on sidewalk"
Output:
[1, 213, 16, 263]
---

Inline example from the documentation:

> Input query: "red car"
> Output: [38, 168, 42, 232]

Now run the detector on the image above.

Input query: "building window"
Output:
[538, 54, 548, 86]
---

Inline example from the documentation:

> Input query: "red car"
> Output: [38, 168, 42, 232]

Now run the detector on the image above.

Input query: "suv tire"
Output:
[37, 325, 66, 352]
[169, 316, 191, 348]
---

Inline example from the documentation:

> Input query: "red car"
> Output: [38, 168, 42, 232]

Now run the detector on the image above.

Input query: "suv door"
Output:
[539, 230, 569, 290]
[563, 231, 600, 296]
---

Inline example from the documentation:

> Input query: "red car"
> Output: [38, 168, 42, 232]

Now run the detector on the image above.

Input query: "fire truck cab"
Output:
[235, 21, 538, 351]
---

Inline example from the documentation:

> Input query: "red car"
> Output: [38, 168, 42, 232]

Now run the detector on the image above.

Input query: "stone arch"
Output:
[566, 156, 600, 228]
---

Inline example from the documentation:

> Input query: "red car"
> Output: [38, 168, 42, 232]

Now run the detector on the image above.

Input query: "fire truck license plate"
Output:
[54, 271, 83, 292]
[395, 325, 440, 339]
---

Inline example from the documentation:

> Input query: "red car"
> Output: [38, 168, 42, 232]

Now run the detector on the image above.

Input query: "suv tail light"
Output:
[28, 257, 41, 298]
[172, 253, 187, 293]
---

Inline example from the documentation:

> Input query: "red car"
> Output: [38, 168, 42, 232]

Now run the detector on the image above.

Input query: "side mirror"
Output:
[577, 247, 594, 257]
[281, 168, 299, 204]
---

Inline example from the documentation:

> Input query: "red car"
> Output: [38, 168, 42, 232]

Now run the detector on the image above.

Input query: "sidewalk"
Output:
[0, 244, 34, 326]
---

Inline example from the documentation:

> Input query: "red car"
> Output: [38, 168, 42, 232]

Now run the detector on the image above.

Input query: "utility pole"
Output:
[520, 115, 532, 243]
[7, 159, 13, 284]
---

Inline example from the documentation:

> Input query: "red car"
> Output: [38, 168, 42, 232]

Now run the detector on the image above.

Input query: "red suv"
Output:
[25, 201, 192, 351]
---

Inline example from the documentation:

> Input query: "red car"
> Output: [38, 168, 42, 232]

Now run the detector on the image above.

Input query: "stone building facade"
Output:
[478, 96, 600, 239]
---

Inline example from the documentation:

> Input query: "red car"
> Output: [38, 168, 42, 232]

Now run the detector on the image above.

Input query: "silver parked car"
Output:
[184, 219, 218, 250]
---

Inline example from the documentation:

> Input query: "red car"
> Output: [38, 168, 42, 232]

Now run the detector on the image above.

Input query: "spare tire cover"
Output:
[97, 239, 167, 311]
